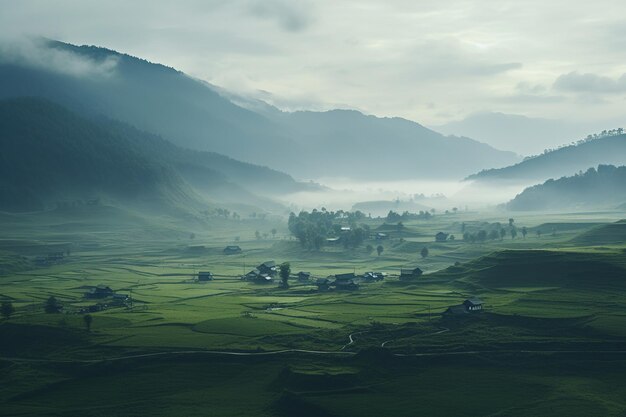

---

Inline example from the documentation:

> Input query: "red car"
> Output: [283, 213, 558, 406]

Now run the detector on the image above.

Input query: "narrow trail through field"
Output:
[381, 327, 449, 348]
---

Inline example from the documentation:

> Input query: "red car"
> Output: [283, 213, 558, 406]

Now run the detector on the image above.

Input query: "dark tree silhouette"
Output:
[44, 296, 62, 314]
[83, 314, 93, 331]
[522, 226, 528, 239]
[377, 245, 384, 256]
[420, 247, 429, 258]
[1, 301, 15, 319]
[279, 262, 291, 288]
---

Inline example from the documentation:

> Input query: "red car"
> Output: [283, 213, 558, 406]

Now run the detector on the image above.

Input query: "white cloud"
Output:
[0, 37, 119, 78]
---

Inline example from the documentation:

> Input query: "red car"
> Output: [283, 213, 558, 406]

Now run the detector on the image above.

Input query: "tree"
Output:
[499, 228, 506, 240]
[44, 296, 62, 314]
[521, 226, 527, 239]
[83, 314, 93, 331]
[1, 301, 15, 319]
[510, 227, 518, 239]
[279, 262, 291, 288]
[448, 234, 455, 241]
[271, 228, 277, 238]
[488, 230, 499, 240]
[376, 245, 384, 256]
[508, 218, 515, 227]
[366, 244, 374, 255]
[477, 230, 487, 242]
[536, 229, 542, 238]
[461, 222, 466, 233]
[420, 247, 429, 258]
[255, 230, 261, 240]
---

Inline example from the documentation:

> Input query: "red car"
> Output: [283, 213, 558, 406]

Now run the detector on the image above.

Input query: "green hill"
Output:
[0, 98, 306, 213]
[437, 249, 626, 290]
[571, 220, 626, 246]
[467, 134, 626, 183]
[506, 165, 626, 211]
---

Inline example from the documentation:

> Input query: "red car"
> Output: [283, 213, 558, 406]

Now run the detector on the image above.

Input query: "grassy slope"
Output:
[1, 210, 626, 416]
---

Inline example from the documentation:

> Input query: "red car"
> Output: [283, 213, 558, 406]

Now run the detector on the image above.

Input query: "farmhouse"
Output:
[244, 268, 273, 283]
[258, 261, 278, 276]
[297, 271, 312, 281]
[333, 273, 359, 290]
[435, 232, 449, 242]
[375, 232, 388, 240]
[444, 298, 484, 315]
[85, 285, 114, 299]
[463, 298, 483, 311]
[362, 271, 384, 282]
[399, 267, 423, 281]
[198, 271, 213, 281]
[316, 277, 332, 291]
[223, 245, 242, 255]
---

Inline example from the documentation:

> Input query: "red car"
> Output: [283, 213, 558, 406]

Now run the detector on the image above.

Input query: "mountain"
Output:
[434, 112, 587, 155]
[506, 165, 626, 211]
[466, 134, 626, 183]
[0, 39, 519, 180]
[0, 97, 308, 213]
[264, 109, 520, 179]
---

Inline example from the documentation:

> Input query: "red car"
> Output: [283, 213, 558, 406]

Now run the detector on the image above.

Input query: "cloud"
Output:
[247, 0, 313, 32]
[0, 37, 119, 78]
[553, 71, 626, 94]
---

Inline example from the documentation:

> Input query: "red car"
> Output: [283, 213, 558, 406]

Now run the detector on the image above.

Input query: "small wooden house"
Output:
[463, 298, 483, 311]
[297, 271, 312, 281]
[198, 271, 213, 281]
[258, 261, 277, 276]
[333, 273, 359, 290]
[435, 232, 449, 242]
[399, 267, 423, 281]
[223, 245, 242, 255]
[316, 278, 332, 291]
[444, 298, 484, 316]
[85, 285, 114, 299]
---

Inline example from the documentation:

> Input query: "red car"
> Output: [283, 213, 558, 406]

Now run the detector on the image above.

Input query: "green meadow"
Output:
[1, 205, 626, 416]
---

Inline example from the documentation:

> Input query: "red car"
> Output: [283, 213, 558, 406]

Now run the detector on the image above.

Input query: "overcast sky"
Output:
[2, 0, 626, 128]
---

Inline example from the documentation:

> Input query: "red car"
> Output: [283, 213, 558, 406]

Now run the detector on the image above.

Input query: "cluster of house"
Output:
[80, 285, 131, 313]
[443, 298, 484, 316]
[242, 261, 278, 283]
[315, 271, 386, 291]
[34, 251, 67, 267]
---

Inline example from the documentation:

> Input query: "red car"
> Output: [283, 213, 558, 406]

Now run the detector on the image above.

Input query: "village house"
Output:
[444, 298, 484, 316]
[297, 271, 312, 282]
[257, 261, 278, 276]
[198, 271, 213, 281]
[84, 285, 114, 299]
[316, 277, 332, 291]
[375, 232, 388, 240]
[244, 268, 273, 283]
[435, 232, 449, 242]
[223, 245, 242, 255]
[332, 273, 359, 290]
[399, 267, 423, 281]
[362, 271, 385, 282]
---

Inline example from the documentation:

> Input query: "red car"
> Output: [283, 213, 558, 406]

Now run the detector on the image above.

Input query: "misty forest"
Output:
[1, 2, 626, 417]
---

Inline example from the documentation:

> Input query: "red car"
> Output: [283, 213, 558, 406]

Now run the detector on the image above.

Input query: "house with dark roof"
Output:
[297, 271, 312, 282]
[223, 245, 242, 255]
[444, 298, 484, 316]
[435, 232, 449, 242]
[316, 277, 332, 291]
[85, 285, 114, 299]
[362, 271, 384, 282]
[258, 261, 278, 276]
[399, 267, 423, 281]
[332, 273, 359, 290]
[198, 271, 213, 281]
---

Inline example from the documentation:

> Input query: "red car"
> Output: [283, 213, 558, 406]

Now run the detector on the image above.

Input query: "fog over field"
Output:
[281, 177, 529, 213]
